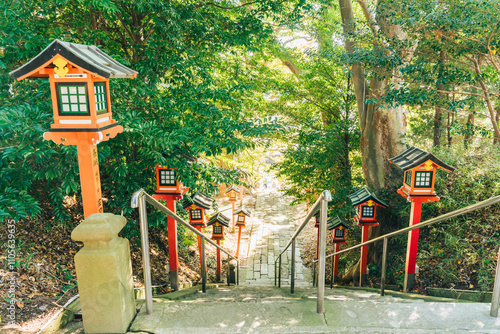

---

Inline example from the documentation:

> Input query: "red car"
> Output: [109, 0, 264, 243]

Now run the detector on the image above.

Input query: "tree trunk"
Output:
[464, 112, 474, 148]
[339, 0, 407, 191]
[338, 0, 409, 284]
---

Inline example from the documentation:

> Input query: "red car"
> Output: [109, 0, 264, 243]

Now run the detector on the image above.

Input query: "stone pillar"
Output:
[71, 213, 136, 333]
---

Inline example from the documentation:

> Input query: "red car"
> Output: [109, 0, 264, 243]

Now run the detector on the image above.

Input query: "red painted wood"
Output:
[360, 225, 370, 275]
[333, 243, 340, 278]
[236, 226, 242, 258]
[217, 239, 221, 276]
[166, 197, 179, 272]
[405, 199, 423, 275]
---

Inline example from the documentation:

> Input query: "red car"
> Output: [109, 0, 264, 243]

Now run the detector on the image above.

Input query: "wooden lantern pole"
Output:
[359, 224, 370, 286]
[236, 225, 243, 258]
[165, 196, 179, 289]
[404, 198, 424, 291]
[216, 239, 221, 282]
[332, 242, 340, 283]
[76, 136, 103, 218]
[231, 201, 235, 232]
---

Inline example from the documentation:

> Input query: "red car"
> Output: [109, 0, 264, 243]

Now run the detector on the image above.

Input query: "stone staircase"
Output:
[239, 189, 312, 287]
[129, 285, 500, 333]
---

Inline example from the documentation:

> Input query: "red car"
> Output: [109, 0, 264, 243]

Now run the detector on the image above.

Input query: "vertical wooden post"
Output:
[165, 197, 179, 290]
[76, 138, 103, 218]
[360, 225, 370, 286]
[333, 243, 340, 284]
[316, 226, 320, 259]
[404, 199, 423, 292]
[231, 202, 235, 232]
[216, 239, 221, 282]
[236, 225, 242, 258]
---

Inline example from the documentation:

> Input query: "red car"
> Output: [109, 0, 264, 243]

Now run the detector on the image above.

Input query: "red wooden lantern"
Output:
[349, 187, 387, 227]
[182, 192, 213, 228]
[349, 187, 387, 286]
[327, 215, 350, 284]
[152, 153, 196, 290]
[153, 154, 195, 201]
[389, 146, 455, 291]
[226, 184, 240, 203]
[9, 39, 137, 219]
[389, 146, 455, 203]
[207, 213, 230, 241]
[327, 216, 350, 244]
[234, 208, 251, 227]
[233, 207, 251, 258]
[207, 212, 230, 282]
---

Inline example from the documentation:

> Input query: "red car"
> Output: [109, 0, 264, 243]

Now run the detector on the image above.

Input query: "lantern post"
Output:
[183, 192, 213, 268]
[233, 208, 252, 258]
[207, 213, 230, 282]
[349, 187, 387, 286]
[226, 185, 240, 232]
[9, 39, 137, 219]
[152, 154, 195, 290]
[327, 216, 350, 284]
[389, 146, 455, 291]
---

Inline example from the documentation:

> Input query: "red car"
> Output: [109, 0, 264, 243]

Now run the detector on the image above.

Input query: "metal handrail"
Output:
[131, 188, 239, 315]
[312, 194, 500, 317]
[274, 190, 332, 314]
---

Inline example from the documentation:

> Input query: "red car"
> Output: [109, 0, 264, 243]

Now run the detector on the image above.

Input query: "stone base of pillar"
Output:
[169, 270, 179, 291]
[404, 273, 416, 292]
[72, 213, 136, 334]
[359, 274, 367, 287]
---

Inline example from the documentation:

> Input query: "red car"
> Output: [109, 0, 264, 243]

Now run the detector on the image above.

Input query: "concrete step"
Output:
[129, 286, 500, 333]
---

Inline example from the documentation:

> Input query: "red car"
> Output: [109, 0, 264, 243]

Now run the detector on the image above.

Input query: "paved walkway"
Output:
[129, 286, 500, 333]
[239, 189, 311, 287]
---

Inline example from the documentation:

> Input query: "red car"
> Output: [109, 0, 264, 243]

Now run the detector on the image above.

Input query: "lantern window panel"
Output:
[238, 215, 245, 222]
[214, 226, 222, 234]
[159, 169, 176, 186]
[361, 206, 374, 217]
[57, 83, 90, 116]
[405, 170, 412, 187]
[94, 82, 108, 114]
[414, 171, 433, 188]
[335, 229, 344, 238]
[190, 209, 202, 220]
[229, 192, 236, 198]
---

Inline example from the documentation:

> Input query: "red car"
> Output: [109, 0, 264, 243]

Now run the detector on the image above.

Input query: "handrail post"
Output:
[278, 254, 282, 288]
[380, 237, 388, 296]
[138, 194, 153, 314]
[227, 256, 231, 286]
[274, 261, 277, 286]
[317, 197, 327, 314]
[491, 247, 500, 317]
[201, 236, 206, 293]
[291, 238, 296, 294]
[313, 261, 316, 287]
[330, 256, 334, 289]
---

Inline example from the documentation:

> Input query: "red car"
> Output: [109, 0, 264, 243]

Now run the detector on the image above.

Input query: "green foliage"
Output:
[0, 1, 308, 228]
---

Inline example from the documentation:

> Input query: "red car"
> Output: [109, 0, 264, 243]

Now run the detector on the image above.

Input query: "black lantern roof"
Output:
[349, 187, 387, 208]
[327, 216, 350, 231]
[182, 192, 213, 210]
[207, 213, 230, 227]
[10, 39, 137, 80]
[234, 208, 252, 217]
[226, 184, 240, 194]
[388, 146, 455, 172]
